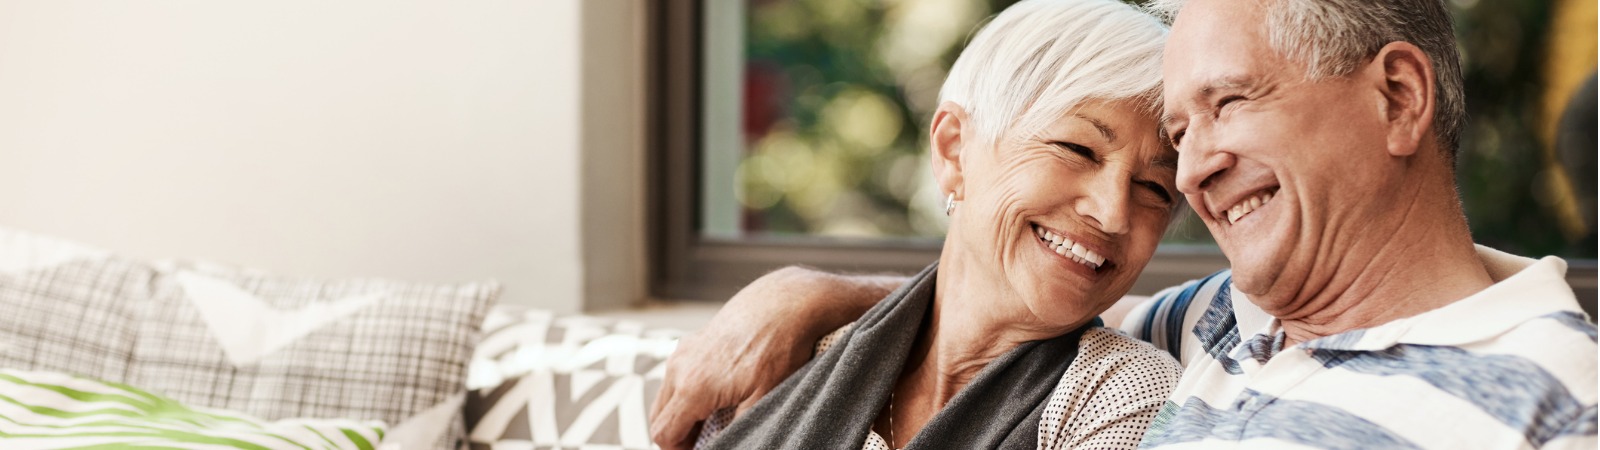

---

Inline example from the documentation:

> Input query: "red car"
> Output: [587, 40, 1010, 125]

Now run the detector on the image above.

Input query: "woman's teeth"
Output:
[1226, 191, 1274, 224]
[1033, 226, 1105, 270]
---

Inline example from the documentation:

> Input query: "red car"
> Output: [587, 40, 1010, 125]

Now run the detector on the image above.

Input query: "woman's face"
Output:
[947, 99, 1177, 329]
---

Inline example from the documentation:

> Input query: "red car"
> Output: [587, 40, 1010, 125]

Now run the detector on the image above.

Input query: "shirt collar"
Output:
[1232, 282, 1276, 344]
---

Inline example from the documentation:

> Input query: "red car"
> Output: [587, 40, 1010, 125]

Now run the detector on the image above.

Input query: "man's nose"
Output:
[1175, 126, 1234, 196]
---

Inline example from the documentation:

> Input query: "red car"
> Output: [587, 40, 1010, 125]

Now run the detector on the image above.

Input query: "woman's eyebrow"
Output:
[1153, 147, 1179, 170]
[1153, 156, 1179, 170]
[1072, 114, 1116, 143]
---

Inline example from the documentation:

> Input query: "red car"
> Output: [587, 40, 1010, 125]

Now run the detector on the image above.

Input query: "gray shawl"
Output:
[703, 262, 1097, 450]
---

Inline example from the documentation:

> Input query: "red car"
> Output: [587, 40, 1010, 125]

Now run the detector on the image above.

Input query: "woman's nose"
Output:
[1075, 175, 1131, 235]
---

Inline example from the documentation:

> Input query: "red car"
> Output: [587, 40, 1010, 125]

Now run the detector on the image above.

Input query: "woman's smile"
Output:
[1029, 222, 1113, 280]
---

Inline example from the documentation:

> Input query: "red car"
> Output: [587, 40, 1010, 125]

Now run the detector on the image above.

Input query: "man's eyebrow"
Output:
[1074, 114, 1117, 143]
[1161, 75, 1257, 130]
[1197, 75, 1254, 98]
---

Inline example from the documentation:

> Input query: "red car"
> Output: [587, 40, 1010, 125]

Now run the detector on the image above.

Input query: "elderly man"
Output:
[648, 0, 1598, 448]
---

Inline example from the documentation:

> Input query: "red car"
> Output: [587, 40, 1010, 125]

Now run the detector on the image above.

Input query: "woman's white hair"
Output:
[939, 0, 1168, 147]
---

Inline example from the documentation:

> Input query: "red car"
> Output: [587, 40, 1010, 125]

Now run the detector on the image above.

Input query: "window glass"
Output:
[701, 0, 1597, 259]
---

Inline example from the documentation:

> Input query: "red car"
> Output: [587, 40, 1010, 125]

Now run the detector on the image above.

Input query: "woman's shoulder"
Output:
[1035, 328, 1182, 449]
[1069, 327, 1183, 375]
[814, 322, 857, 356]
[1044, 327, 1183, 421]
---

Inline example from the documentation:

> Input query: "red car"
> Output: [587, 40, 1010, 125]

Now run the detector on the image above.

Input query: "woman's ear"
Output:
[1367, 41, 1436, 158]
[930, 101, 970, 199]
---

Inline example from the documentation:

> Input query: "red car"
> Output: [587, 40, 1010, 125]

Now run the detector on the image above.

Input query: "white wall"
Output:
[0, 0, 646, 312]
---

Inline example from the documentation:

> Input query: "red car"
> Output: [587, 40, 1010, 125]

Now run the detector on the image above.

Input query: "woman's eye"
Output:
[1137, 181, 1174, 205]
[1168, 130, 1185, 148]
[1056, 142, 1097, 161]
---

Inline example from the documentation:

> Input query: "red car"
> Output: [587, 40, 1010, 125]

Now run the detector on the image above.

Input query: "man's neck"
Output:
[1274, 173, 1496, 347]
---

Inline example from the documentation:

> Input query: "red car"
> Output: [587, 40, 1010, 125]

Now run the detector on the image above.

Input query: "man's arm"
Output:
[1098, 295, 1153, 332]
[648, 266, 905, 450]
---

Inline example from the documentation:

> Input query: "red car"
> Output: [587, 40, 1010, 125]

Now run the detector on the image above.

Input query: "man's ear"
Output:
[1367, 41, 1436, 157]
[930, 101, 970, 199]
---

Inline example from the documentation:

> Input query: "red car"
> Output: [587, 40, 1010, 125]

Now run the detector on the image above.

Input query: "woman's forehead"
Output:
[1032, 104, 1165, 147]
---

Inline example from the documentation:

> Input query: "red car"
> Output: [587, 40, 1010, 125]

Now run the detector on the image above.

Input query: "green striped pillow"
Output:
[0, 369, 387, 450]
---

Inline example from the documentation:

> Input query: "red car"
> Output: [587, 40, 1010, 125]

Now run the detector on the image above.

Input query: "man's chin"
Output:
[1229, 268, 1273, 298]
[1218, 244, 1285, 297]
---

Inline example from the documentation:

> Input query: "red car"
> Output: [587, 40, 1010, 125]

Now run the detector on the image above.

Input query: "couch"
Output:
[0, 227, 677, 450]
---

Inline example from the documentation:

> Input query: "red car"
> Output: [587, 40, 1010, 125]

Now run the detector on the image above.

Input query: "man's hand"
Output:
[648, 266, 902, 450]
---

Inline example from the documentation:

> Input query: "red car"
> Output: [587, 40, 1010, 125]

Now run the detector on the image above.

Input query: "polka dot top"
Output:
[696, 325, 1183, 450]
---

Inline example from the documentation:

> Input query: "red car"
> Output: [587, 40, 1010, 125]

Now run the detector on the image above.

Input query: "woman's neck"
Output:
[906, 290, 1031, 403]
[881, 256, 1077, 445]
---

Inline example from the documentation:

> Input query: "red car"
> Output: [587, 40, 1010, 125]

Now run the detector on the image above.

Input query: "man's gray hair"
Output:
[1147, 0, 1466, 157]
[940, 0, 1168, 148]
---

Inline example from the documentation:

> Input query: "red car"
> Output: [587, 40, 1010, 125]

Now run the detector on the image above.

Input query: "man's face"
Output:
[1160, 0, 1400, 310]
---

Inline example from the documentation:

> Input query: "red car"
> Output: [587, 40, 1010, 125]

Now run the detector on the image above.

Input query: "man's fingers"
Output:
[649, 360, 687, 448]
[734, 386, 769, 417]
[651, 384, 716, 450]
[683, 422, 705, 449]
[648, 366, 676, 422]
[649, 406, 689, 450]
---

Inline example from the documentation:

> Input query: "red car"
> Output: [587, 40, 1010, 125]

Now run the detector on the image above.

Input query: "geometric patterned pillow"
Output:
[463, 307, 681, 450]
[0, 227, 500, 450]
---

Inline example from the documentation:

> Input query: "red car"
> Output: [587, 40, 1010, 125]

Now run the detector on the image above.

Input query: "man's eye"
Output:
[1168, 130, 1185, 147]
[1217, 95, 1245, 110]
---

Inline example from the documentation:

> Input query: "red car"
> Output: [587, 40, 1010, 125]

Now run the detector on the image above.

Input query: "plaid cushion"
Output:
[463, 307, 680, 450]
[0, 231, 143, 382]
[131, 260, 498, 449]
[0, 227, 500, 450]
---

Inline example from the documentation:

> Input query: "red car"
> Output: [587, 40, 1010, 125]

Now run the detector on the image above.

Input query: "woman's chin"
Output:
[1022, 301, 1099, 330]
[1014, 281, 1101, 326]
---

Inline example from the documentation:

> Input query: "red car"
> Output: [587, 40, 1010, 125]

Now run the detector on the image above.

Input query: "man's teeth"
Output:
[1033, 226, 1105, 269]
[1226, 192, 1274, 224]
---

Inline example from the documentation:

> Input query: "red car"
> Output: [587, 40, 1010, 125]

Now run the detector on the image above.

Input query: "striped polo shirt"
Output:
[1121, 245, 1597, 449]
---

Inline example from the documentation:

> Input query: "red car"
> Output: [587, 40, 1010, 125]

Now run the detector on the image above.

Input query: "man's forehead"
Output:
[1171, 0, 1270, 26]
[1159, 0, 1276, 115]
[1162, 0, 1272, 63]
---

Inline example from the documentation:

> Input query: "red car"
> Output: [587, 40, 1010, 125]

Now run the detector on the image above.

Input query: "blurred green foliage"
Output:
[731, 0, 1596, 259]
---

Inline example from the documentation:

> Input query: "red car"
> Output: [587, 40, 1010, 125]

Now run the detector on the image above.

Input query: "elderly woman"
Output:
[670, 0, 1184, 449]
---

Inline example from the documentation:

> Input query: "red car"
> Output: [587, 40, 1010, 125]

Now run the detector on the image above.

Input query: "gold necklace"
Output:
[888, 391, 901, 450]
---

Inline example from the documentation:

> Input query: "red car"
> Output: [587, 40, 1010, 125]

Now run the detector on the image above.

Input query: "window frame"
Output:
[645, 0, 1598, 317]
[646, 0, 1227, 302]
